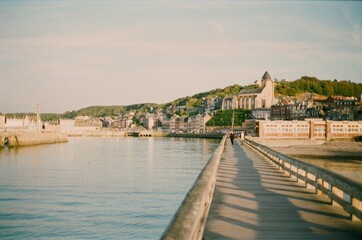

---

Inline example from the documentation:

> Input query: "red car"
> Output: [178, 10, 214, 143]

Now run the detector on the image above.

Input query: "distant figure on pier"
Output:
[229, 132, 235, 145]
[241, 131, 245, 140]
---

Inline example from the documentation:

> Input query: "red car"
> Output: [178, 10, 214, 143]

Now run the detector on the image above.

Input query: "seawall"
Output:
[0, 132, 68, 148]
[167, 133, 224, 139]
[66, 131, 127, 137]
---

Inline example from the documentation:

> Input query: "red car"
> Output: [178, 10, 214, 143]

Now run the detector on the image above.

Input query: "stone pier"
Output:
[0, 132, 68, 148]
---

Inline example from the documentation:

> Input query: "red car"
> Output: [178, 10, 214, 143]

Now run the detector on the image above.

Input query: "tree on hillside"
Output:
[206, 109, 250, 126]
[62, 111, 77, 119]
[275, 76, 362, 97]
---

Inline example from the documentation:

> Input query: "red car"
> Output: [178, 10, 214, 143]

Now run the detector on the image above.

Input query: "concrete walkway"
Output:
[204, 139, 362, 239]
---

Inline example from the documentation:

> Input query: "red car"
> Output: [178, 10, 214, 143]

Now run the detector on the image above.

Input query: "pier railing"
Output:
[161, 135, 227, 240]
[244, 138, 362, 221]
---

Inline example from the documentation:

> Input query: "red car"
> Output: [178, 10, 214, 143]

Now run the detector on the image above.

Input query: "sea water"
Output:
[0, 137, 219, 239]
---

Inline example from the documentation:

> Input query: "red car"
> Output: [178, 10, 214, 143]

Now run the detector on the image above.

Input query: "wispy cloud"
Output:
[0, 1, 361, 112]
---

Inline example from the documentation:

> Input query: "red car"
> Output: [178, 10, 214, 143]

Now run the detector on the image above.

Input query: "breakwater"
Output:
[167, 133, 224, 139]
[0, 132, 68, 148]
[67, 131, 127, 137]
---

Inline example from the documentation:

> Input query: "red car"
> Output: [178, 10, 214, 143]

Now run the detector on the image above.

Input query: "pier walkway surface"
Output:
[204, 139, 362, 239]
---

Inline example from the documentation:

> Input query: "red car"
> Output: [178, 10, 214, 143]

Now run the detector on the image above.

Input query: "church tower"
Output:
[261, 71, 272, 87]
[260, 71, 275, 108]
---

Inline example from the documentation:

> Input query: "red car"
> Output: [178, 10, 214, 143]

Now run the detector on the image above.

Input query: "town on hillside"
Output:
[1, 71, 362, 140]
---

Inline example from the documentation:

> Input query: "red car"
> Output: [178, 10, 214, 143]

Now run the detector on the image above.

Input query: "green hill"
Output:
[62, 84, 252, 118]
[65, 103, 163, 118]
[275, 76, 362, 97]
[63, 77, 361, 118]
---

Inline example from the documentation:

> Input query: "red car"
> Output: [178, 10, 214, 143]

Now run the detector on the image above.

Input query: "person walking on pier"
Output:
[229, 132, 235, 145]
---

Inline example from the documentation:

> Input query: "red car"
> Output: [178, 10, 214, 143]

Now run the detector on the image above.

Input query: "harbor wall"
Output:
[167, 132, 224, 139]
[66, 131, 127, 137]
[0, 132, 68, 148]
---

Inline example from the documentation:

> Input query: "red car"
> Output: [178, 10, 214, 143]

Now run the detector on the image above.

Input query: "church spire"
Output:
[262, 71, 271, 80]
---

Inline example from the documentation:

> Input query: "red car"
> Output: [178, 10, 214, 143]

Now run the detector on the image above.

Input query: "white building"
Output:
[60, 119, 75, 132]
[5, 116, 37, 130]
[252, 108, 271, 120]
[144, 113, 156, 130]
[222, 71, 278, 111]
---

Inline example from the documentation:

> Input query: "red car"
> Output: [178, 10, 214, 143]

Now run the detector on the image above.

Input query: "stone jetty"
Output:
[0, 132, 68, 148]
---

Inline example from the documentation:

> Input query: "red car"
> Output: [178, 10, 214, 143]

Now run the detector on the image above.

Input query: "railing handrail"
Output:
[244, 138, 362, 221]
[161, 135, 227, 240]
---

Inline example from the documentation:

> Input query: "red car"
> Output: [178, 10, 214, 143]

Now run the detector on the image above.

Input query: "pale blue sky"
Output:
[0, 1, 361, 113]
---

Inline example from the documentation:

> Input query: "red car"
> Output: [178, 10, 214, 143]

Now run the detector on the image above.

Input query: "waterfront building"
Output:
[60, 119, 75, 132]
[159, 118, 170, 131]
[188, 113, 211, 133]
[75, 116, 101, 128]
[156, 109, 166, 122]
[257, 119, 362, 140]
[60, 116, 101, 132]
[110, 118, 124, 129]
[170, 115, 181, 132]
[179, 117, 188, 132]
[144, 113, 156, 130]
[5, 115, 37, 130]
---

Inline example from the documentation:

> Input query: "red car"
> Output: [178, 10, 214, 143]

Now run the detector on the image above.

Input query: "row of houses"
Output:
[59, 112, 212, 134]
[119, 112, 211, 133]
[169, 114, 212, 133]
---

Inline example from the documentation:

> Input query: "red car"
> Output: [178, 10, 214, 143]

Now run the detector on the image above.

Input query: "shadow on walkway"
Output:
[204, 139, 362, 239]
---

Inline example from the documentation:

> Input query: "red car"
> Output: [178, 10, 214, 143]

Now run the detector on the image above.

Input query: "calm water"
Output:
[0, 137, 220, 239]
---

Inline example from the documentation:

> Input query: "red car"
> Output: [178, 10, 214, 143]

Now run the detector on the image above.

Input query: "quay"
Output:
[162, 137, 362, 239]
[0, 132, 68, 148]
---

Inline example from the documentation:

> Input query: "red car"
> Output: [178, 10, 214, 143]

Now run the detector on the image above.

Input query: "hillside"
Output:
[275, 76, 362, 97]
[62, 84, 253, 118]
[70, 77, 360, 118]
[4, 76, 361, 120]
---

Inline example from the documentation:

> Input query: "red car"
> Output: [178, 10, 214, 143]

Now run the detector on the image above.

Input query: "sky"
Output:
[0, 1, 361, 113]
